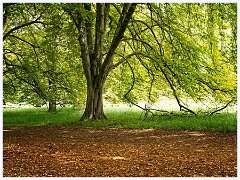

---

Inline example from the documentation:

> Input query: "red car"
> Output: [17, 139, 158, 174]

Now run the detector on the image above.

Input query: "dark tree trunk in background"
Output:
[48, 76, 57, 113]
[66, 3, 137, 121]
[48, 100, 57, 113]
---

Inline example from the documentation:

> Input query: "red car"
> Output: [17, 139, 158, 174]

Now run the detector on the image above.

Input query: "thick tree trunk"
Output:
[81, 87, 106, 121]
[80, 78, 107, 121]
[48, 100, 56, 113]
[70, 3, 137, 121]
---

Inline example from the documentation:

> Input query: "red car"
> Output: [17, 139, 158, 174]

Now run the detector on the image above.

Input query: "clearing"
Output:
[3, 126, 237, 177]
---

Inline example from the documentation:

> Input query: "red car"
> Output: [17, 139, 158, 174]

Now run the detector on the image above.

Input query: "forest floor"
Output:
[3, 126, 237, 177]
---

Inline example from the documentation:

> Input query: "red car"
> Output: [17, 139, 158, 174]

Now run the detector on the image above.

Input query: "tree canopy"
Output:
[3, 3, 237, 120]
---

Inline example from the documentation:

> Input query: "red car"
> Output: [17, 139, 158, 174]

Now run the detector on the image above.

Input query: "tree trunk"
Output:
[48, 100, 56, 113]
[68, 3, 137, 121]
[48, 78, 57, 113]
[80, 80, 106, 121]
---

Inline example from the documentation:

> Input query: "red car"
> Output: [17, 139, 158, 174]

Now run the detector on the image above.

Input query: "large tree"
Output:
[3, 3, 237, 120]
[63, 3, 137, 120]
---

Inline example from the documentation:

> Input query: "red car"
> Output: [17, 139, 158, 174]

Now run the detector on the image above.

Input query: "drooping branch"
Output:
[122, 56, 169, 120]
[114, 52, 145, 110]
[3, 20, 45, 41]
[159, 66, 197, 115]
[8, 34, 40, 48]
[130, 19, 197, 111]
[123, 58, 146, 111]
[110, 52, 148, 104]
[210, 100, 233, 115]
[126, 43, 196, 116]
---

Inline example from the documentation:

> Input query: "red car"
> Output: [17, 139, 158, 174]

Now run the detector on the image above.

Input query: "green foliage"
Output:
[3, 3, 86, 108]
[119, 3, 237, 108]
[3, 3, 237, 115]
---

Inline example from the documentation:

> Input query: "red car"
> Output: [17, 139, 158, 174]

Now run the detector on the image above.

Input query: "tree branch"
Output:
[76, 10, 92, 88]
[84, 3, 94, 59]
[93, 3, 105, 76]
[159, 66, 197, 115]
[210, 100, 233, 115]
[8, 34, 40, 48]
[123, 58, 146, 111]
[100, 3, 137, 76]
[110, 52, 142, 70]
[3, 20, 45, 41]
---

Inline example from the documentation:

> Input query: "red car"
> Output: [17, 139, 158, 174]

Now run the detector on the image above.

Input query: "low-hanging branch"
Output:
[122, 57, 145, 111]
[209, 100, 233, 115]
[128, 22, 198, 115]
[158, 66, 197, 115]
[121, 54, 173, 119]
[120, 39, 197, 116]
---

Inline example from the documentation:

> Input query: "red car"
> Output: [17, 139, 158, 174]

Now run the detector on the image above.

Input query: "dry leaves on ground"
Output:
[3, 126, 237, 177]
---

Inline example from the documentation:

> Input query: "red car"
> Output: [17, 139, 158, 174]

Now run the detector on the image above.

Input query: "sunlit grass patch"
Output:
[3, 107, 237, 132]
[78, 109, 237, 132]
[3, 107, 83, 126]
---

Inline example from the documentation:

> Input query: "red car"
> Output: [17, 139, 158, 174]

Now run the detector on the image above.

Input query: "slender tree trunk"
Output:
[48, 77, 57, 113]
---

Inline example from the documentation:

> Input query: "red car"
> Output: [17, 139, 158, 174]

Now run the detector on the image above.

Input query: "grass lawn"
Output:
[3, 107, 237, 132]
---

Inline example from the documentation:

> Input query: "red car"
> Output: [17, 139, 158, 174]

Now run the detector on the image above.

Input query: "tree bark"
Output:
[48, 75, 57, 113]
[80, 78, 106, 121]
[48, 100, 57, 113]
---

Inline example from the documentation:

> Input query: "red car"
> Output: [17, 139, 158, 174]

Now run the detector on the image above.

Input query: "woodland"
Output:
[3, 3, 237, 177]
[3, 3, 237, 120]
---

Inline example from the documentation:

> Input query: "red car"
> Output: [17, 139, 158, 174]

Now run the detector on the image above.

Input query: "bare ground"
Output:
[3, 126, 237, 177]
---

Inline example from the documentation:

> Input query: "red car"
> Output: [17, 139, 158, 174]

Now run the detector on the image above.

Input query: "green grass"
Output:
[3, 107, 237, 132]
[3, 107, 83, 126]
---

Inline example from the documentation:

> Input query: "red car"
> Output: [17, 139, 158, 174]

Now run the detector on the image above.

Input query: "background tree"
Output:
[3, 3, 86, 112]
